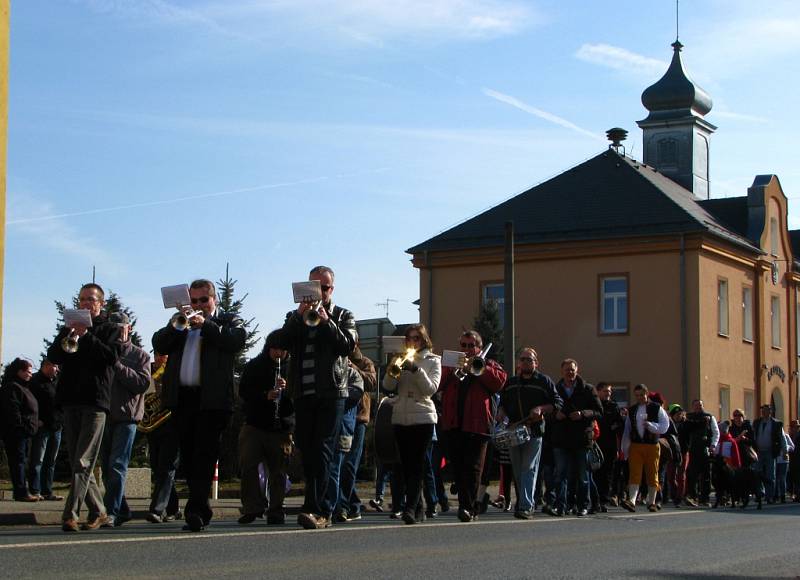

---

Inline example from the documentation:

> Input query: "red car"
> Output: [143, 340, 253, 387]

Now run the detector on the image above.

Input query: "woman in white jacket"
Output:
[382, 324, 441, 524]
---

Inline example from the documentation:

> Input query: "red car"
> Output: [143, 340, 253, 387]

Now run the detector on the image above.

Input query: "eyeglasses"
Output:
[190, 296, 211, 304]
[519, 356, 535, 362]
[321, 285, 333, 292]
[460, 342, 476, 348]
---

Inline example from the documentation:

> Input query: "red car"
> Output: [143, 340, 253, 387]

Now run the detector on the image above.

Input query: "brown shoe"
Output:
[81, 514, 109, 531]
[62, 519, 80, 533]
[620, 499, 636, 513]
[647, 504, 658, 513]
[14, 495, 40, 502]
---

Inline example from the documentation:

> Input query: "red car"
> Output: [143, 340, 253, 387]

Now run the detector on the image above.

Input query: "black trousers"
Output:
[394, 424, 434, 515]
[686, 449, 711, 502]
[444, 430, 489, 514]
[595, 443, 617, 503]
[175, 388, 231, 523]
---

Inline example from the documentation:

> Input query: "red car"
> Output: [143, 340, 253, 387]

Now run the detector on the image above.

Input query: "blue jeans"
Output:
[294, 396, 345, 517]
[755, 451, 776, 500]
[339, 421, 366, 515]
[326, 400, 358, 514]
[776, 462, 789, 500]
[100, 422, 137, 520]
[422, 441, 439, 509]
[375, 463, 392, 499]
[29, 428, 62, 496]
[3, 433, 31, 498]
[510, 436, 543, 512]
[554, 447, 591, 512]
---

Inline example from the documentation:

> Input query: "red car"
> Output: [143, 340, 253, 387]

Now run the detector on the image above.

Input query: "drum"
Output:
[491, 424, 531, 451]
[373, 397, 400, 465]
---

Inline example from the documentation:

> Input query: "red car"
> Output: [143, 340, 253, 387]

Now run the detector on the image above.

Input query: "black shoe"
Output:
[457, 508, 473, 522]
[369, 499, 384, 512]
[146, 512, 163, 524]
[599, 505, 608, 513]
[620, 499, 636, 513]
[450, 483, 458, 496]
[238, 513, 261, 524]
[389, 511, 402, 519]
[267, 514, 285, 525]
[576, 508, 588, 517]
[332, 511, 349, 523]
[425, 508, 437, 519]
[401, 511, 417, 525]
[439, 498, 450, 513]
[514, 510, 534, 520]
[297, 513, 318, 529]
[184, 513, 205, 532]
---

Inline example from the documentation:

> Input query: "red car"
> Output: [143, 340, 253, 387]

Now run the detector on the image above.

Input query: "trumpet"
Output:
[302, 301, 323, 327]
[387, 348, 417, 379]
[171, 306, 203, 331]
[61, 329, 79, 354]
[455, 342, 493, 381]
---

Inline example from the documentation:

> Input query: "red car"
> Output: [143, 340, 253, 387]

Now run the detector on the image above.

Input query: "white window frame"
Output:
[717, 278, 729, 337]
[742, 286, 753, 342]
[600, 276, 628, 334]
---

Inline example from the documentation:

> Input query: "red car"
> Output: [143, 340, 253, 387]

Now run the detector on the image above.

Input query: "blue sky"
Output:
[4, 0, 800, 364]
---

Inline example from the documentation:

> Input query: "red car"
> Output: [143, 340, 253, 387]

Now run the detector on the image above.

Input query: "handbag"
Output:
[588, 441, 605, 471]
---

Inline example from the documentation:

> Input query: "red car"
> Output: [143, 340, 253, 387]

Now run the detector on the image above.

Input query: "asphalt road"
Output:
[1, 503, 799, 579]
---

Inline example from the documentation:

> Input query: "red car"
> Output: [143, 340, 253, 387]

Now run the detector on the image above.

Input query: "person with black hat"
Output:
[27, 358, 63, 501]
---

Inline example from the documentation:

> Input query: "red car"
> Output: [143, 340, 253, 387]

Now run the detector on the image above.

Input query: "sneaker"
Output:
[115, 513, 132, 526]
[146, 512, 164, 524]
[369, 499, 384, 512]
[389, 511, 402, 519]
[620, 499, 636, 513]
[490, 495, 506, 509]
[238, 513, 262, 524]
[576, 508, 589, 517]
[100, 517, 115, 528]
[684, 498, 698, 508]
[457, 508, 474, 522]
[346, 511, 362, 521]
[184, 513, 205, 532]
[332, 511, 349, 523]
[82, 514, 110, 530]
[62, 518, 80, 533]
[164, 512, 179, 522]
[425, 507, 438, 519]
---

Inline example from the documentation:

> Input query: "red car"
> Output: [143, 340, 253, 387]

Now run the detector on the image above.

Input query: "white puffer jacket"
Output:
[382, 349, 441, 426]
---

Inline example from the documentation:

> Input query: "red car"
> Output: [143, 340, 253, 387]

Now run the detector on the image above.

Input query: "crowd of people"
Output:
[2, 267, 800, 535]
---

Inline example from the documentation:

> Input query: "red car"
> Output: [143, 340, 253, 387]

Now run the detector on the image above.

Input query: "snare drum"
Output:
[492, 424, 531, 450]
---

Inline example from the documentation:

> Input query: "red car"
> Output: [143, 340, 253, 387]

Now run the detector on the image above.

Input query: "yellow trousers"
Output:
[628, 442, 661, 489]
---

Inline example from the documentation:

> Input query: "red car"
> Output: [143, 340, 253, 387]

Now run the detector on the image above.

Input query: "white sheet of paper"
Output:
[442, 349, 465, 368]
[63, 309, 93, 328]
[292, 281, 322, 303]
[381, 336, 406, 354]
[161, 284, 191, 309]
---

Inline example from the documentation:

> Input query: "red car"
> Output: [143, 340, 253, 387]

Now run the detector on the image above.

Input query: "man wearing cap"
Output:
[99, 312, 151, 527]
[47, 283, 120, 532]
[153, 279, 246, 532]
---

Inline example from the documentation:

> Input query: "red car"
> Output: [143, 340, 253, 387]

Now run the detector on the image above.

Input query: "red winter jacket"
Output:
[438, 360, 507, 435]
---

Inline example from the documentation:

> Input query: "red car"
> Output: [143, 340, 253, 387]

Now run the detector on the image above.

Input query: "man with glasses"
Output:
[498, 347, 561, 519]
[153, 279, 246, 532]
[47, 283, 120, 532]
[439, 330, 507, 522]
[279, 266, 358, 529]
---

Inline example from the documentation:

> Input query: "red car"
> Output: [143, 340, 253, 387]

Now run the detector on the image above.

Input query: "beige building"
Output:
[407, 42, 798, 423]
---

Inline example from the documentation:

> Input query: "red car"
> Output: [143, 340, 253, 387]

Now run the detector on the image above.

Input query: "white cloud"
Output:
[6, 191, 123, 274]
[482, 88, 604, 142]
[575, 43, 667, 79]
[76, 0, 538, 45]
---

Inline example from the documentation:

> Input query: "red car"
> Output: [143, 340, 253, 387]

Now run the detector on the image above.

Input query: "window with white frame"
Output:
[600, 276, 628, 334]
[744, 390, 755, 422]
[771, 295, 781, 348]
[717, 278, 729, 336]
[719, 385, 730, 422]
[482, 283, 505, 329]
[742, 286, 753, 342]
[770, 217, 779, 256]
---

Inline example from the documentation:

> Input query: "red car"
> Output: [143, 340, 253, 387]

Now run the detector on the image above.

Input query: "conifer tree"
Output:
[473, 298, 504, 363]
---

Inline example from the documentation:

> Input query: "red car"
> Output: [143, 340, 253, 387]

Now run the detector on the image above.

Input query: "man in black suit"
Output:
[152, 279, 246, 531]
[752, 404, 786, 503]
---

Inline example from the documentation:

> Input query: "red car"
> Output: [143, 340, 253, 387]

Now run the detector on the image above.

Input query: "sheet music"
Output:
[381, 336, 406, 354]
[63, 309, 93, 328]
[161, 284, 191, 309]
[442, 350, 465, 368]
[292, 281, 322, 303]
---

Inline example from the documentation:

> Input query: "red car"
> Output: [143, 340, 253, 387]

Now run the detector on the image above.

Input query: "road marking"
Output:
[0, 509, 707, 550]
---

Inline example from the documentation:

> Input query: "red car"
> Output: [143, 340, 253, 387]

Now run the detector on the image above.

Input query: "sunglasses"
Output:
[460, 342, 476, 348]
[321, 285, 333, 292]
[190, 296, 211, 304]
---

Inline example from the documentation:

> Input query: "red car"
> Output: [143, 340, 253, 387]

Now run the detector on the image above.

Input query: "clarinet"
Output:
[273, 357, 282, 429]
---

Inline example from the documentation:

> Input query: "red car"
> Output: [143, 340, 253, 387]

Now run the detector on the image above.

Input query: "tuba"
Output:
[137, 365, 172, 433]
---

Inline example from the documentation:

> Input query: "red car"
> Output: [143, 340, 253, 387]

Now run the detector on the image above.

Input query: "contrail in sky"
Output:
[7, 168, 390, 225]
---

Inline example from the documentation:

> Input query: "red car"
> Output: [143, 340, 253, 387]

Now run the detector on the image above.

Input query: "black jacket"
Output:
[551, 376, 603, 449]
[499, 371, 562, 438]
[0, 379, 39, 437]
[239, 351, 295, 433]
[279, 303, 357, 400]
[28, 371, 62, 431]
[597, 398, 624, 453]
[152, 310, 246, 412]
[47, 312, 120, 412]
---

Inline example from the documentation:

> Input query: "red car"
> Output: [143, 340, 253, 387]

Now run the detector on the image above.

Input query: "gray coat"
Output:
[109, 341, 151, 423]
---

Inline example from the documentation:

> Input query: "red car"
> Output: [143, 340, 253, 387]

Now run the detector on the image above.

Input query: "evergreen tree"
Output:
[473, 298, 504, 364]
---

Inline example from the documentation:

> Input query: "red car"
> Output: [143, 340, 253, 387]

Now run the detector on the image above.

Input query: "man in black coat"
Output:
[551, 358, 603, 517]
[752, 404, 786, 503]
[152, 279, 246, 532]
[27, 358, 63, 501]
[595, 382, 624, 510]
[47, 283, 120, 532]
[279, 265, 357, 530]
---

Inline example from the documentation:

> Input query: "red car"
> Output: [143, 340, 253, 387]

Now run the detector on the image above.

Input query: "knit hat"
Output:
[668, 403, 683, 415]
